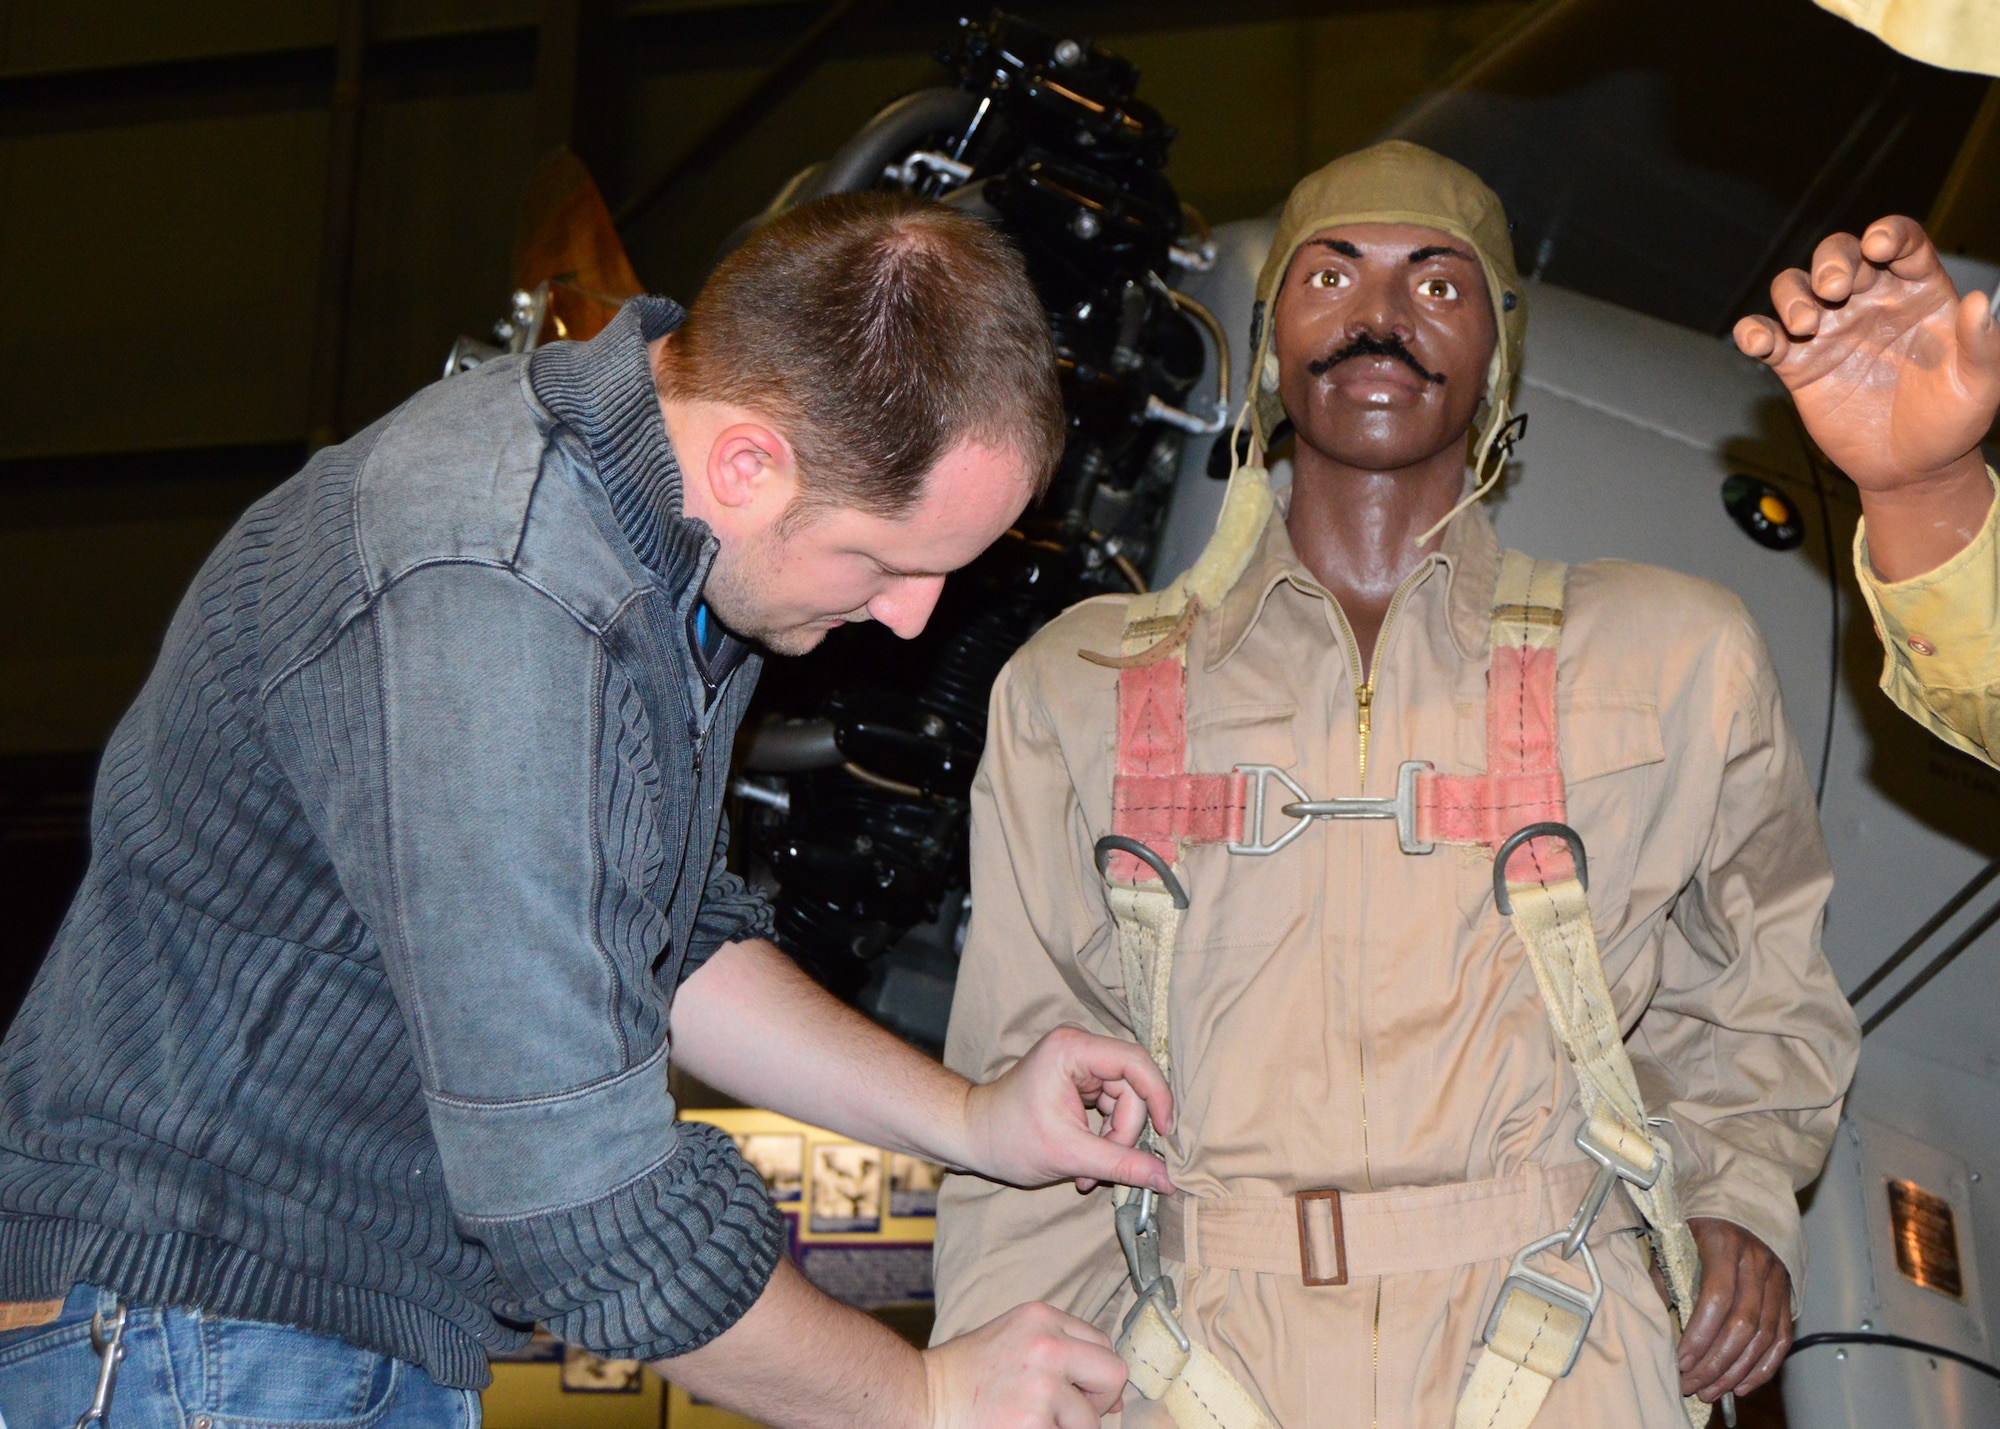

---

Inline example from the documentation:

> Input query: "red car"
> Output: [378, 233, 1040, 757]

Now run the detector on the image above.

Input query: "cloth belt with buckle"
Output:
[1154, 1159, 1641, 1285]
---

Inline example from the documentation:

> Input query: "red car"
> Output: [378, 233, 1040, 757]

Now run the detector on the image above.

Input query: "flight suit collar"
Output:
[1203, 483, 1502, 671]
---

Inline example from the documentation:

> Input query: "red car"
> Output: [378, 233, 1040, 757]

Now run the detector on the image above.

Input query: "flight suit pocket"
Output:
[1185, 701, 1298, 771]
[1452, 695, 1664, 928]
[1560, 694, 1664, 932]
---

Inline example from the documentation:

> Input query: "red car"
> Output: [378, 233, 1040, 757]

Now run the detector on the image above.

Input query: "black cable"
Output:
[1846, 853, 2000, 1004]
[1789, 1331, 2000, 1383]
[1862, 895, 2000, 1036]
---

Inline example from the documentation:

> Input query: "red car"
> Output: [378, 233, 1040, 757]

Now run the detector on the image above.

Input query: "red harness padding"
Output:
[1416, 641, 1574, 883]
[1105, 607, 1570, 887]
[1105, 657, 1247, 884]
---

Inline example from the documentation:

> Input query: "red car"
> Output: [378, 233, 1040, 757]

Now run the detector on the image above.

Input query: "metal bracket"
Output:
[1094, 836, 1189, 909]
[1116, 1187, 1192, 1354]
[1493, 821, 1589, 916]
[1116, 1188, 1168, 1299]
[1562, 1118, 1663, 1259]
[1228, 761, 1435, 857]
[1484, 1232, 1603, 1380]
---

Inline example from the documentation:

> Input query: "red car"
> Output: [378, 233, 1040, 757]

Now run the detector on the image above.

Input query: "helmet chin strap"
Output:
[1415, 399, 1514, 548]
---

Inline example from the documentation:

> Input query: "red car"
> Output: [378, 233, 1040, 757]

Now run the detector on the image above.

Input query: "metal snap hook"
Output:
[1493, 821, 1588, 916]
[1094, 835, 1190, 909]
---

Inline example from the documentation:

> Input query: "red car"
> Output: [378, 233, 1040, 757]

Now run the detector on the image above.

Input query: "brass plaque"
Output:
[1888, 1178, 1965, 1299]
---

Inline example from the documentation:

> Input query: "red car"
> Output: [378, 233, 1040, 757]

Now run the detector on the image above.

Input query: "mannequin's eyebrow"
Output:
[1308, 239, 1362, 258]
[1409, 244, 1474, 264]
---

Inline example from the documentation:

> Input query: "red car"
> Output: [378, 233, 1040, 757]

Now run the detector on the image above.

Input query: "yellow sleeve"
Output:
[1853, 466, 2000, 769]
[1810, 0, 2000, 75]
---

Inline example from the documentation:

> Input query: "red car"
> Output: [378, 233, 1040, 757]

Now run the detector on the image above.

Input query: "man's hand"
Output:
[924, 1302, 1130, 1429]
[1734, 215, 1999, 579]
[675, 944, 1172, 1193]
[963, 1024, 1176, 1194]
[659, 1256, 1124, 1429]
[1671, 1217, 1793, 1404]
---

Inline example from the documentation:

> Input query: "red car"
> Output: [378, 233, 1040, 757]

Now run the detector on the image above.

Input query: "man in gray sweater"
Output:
[0, 195, 1171, 1429]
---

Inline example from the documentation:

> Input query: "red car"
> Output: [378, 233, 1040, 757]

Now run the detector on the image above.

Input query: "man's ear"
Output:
[704, 421, 798, 515]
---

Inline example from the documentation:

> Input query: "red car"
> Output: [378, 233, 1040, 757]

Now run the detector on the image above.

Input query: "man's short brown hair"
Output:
[659, 192, 1064, 520]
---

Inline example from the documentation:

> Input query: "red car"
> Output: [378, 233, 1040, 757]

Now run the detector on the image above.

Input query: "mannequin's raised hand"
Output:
[1736, 217, 2000, 493]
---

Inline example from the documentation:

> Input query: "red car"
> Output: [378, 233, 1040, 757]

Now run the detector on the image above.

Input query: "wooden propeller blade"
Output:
[512, 147, 645, 346]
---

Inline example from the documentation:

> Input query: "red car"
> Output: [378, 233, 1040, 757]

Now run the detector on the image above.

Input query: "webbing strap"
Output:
[1120, 1299, 1277, 1429]
[1455, 1339, 1560, 1429]
[1106, 649, 1248, 884]
[1500, 878, 1708, 1428]
[1108, 885, 1182, 1074]
[1416, 550, 1571, 875]
[1465, 553, 1709, 1429]
[1094, 467, 1277, 1427]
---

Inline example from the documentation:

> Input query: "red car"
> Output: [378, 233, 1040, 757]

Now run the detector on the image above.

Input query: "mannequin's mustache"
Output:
[1307, 333, 1446, 385]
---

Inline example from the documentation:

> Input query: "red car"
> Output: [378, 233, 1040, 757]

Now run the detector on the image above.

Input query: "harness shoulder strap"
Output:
[1092, 466, 1277, 1429]
[1452, 551, 1710, 1429]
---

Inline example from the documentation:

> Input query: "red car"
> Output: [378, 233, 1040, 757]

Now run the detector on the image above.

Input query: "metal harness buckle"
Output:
[1228, 761, 1435, 857]
[1562, 1118, 1663, 1260]
[1483, 1232, 1603, 1380]
[1116, 1189, 1192, 1354]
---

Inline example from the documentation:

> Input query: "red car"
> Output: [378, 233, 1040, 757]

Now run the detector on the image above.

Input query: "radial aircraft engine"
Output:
[725, 12, 1224, 1036]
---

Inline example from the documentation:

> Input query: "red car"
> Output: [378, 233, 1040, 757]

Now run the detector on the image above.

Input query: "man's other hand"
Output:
[924, 1302, 1128, 1429]
[962, 1024, 1175, 1194]
[1671, 1217, 1793, 1403]
[1734, 215, 2000, 499]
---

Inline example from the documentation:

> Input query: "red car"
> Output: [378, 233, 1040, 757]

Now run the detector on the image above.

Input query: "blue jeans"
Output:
[0, 1286, 480, 1429]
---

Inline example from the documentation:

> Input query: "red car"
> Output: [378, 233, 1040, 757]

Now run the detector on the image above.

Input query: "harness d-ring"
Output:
[1094, 835, 1190, 910]
[1493, 821, 1588, 916]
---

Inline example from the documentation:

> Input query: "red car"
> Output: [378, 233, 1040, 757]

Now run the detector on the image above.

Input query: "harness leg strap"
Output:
[1119, 1297, 1277, 1429]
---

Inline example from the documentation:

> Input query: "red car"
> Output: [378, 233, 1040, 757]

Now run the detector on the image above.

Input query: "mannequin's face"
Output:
[1272, 221, 1496, 471]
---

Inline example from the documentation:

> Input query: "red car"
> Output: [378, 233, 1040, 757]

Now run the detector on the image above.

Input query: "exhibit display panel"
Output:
[481, 1108, 943, 1429]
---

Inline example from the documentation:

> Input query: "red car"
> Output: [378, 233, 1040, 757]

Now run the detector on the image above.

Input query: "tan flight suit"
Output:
[1855, 466, 2000, 767]
[934, 496, 1861, 1427]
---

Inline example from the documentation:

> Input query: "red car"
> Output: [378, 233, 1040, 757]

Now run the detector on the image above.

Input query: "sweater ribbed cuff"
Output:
[470, 1119, 785, 1363]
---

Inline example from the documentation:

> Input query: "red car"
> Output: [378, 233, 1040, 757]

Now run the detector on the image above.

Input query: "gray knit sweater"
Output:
[0, 297, 784, 1388]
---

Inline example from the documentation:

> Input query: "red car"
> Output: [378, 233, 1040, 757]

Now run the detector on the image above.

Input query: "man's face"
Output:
[1272, 221, 1497, 471]
[703, 439, 1036, 655]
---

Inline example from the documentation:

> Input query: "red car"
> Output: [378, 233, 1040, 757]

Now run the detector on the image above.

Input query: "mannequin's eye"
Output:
[1419, 278, 1460, 300]
[1308, 269, 1350, 290]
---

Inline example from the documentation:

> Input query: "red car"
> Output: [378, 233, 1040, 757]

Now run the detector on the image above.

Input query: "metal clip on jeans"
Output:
[73, 1304, 127, 1429]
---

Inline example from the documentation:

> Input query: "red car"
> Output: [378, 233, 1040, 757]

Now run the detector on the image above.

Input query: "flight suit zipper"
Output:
[1325, 561, 1432, 1429]
[1343, 572, 1420, 790]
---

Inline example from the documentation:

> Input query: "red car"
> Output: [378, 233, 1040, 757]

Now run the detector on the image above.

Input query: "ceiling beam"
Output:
[0, 0, 1491, 138]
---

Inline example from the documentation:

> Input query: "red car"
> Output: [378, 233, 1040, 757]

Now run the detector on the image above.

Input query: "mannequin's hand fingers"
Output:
[1770, 268, 1825, 338]
[1733, 315, 1789, 367]
[1864, 214, 1946, 285]
[1810, 231, 1868, 302]
[1959, 288, 2000, 373]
